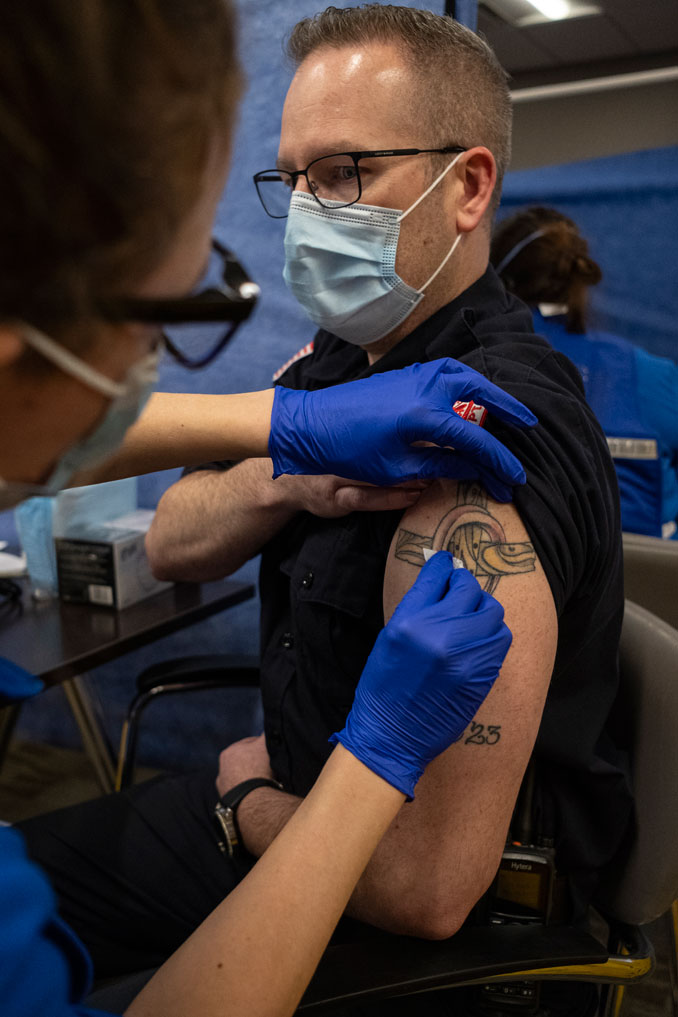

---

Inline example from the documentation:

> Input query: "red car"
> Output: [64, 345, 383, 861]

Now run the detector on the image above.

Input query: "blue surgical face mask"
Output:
[0, 324, 159, 510]
[283, 152, 464, 346]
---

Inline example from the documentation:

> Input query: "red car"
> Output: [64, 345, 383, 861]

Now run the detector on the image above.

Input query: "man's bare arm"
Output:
[146, 459, 299, 582]
[344, 478, 557, 937]
[233, 478, 557, 938]
[146, 459, 427, 582]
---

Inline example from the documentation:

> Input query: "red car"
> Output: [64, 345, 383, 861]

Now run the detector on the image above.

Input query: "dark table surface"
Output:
[0, 577, 255, 686]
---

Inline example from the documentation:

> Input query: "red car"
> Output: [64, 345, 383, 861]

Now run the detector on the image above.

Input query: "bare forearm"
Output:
[235, 768, 473, 939]
[124, 746, 404, 1017]
[237, 784, 449, 936]
[237, 785, 302, 858]
[72, 390, 275, 485]
[146, 458, 301, 582]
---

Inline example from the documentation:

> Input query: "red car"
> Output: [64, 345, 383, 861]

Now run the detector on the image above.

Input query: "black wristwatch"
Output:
[214, 777, 283, 858]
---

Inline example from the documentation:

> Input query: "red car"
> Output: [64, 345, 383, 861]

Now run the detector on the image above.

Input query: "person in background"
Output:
[492, 205, 678, 539]
[0, 1, 536, 1014]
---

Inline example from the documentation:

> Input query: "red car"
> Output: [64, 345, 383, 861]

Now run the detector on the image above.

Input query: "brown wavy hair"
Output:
[287, 5, 511, 214]
[0, 0, 239, 352]
[491, 206, 602, 333]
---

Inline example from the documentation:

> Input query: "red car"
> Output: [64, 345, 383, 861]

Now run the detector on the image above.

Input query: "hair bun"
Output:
[574, 255, 602, 284]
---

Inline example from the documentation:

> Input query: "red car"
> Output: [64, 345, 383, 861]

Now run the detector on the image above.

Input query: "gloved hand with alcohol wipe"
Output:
[268, 357, 537, 502]
[330, 554, 511, 798]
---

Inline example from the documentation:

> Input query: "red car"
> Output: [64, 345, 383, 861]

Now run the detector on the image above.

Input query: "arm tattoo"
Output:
[395, 528, 433, 566]
[464, 722, 502, 746]
[394, 481, 536, 594]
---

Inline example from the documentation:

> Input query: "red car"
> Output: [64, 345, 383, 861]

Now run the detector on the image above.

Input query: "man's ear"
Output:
[454, 147, 497, 234]
[0, 326, 24, 368]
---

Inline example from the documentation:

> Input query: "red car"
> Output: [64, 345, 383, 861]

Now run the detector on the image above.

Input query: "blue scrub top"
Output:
[533, 310, 678, 538]
[0, 656, 115, 1016]
[0, 826, 115, 1017]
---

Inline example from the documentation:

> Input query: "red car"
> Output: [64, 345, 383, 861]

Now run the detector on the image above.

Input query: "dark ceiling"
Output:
[477, 0, 678, 88]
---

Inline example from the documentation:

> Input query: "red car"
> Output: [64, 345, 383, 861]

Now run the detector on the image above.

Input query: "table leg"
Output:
[0, 703, 21, 772]
[63, 676, 117, 794]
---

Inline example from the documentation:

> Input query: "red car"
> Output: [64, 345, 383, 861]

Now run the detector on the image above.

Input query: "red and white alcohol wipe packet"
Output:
[452, 400, 487, 426]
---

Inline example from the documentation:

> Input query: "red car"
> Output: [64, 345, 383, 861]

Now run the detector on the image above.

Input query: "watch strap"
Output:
[214, 777, 283, 858]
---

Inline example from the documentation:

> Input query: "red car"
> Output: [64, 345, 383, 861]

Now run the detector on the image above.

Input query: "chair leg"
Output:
[601, 984, 624, 1017]
[0, 703, 21, 772]
[599, 927, 627, 1017]
[115, 691, 153, 791]
[63, 676, 117, 794]
[669, 901, 678, 1017]
[115, 706, 145, 792]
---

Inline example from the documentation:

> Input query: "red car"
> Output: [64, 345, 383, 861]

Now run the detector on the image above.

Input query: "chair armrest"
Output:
[299, 925, 610, 1011]
[135, 654, 260, 695]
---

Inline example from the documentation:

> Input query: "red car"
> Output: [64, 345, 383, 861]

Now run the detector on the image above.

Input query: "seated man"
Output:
[19, 4, 630, 1006]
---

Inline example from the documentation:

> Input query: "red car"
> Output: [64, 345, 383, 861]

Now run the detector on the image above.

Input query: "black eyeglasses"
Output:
[253, 146, 467, 219]
[102, 240, 260, 369]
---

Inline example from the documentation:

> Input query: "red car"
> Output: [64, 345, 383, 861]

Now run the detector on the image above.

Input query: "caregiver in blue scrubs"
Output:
[0, 3, 534, 1015]
[492, 205, 678, 540]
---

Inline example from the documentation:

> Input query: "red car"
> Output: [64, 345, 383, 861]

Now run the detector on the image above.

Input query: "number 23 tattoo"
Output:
[465, 722, 501, 746]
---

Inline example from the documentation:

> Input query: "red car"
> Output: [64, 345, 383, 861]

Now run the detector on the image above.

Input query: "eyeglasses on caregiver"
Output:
[253, 146, 467, 219]
[103, 239, 260, 369]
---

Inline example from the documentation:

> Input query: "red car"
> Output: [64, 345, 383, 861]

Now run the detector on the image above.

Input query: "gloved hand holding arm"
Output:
[126, 553, 510, 1017]
[269, 357, 537, 501]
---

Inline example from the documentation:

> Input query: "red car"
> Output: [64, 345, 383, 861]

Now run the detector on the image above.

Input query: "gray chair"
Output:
[623, 531, 678, 630]
[297, 600, 678, 1015]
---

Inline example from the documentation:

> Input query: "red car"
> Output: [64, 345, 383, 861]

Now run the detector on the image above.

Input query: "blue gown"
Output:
[0, 658, 114, 1016]
[533, 309, 678, 539]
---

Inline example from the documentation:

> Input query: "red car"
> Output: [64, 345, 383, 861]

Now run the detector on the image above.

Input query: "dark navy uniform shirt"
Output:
[193, 267, 632, 912]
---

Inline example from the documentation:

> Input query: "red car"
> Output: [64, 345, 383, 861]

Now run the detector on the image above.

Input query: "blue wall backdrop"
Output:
[3, 1, 676, 773]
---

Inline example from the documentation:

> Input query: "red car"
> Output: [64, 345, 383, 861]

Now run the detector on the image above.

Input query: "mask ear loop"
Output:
[397, 151, 464, 224]
[397, 152, 466, 295]
[494, 228, 546, 277]
[20, 325, 128, 398]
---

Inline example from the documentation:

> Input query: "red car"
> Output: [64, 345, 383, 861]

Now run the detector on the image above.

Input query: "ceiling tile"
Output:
[478, 13, 556, 70]
[605, 0, 678, 52]
[522, 14, 638, 63]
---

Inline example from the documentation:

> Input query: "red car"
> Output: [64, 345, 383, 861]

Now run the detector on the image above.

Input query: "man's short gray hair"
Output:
[287, 5, 512, 211]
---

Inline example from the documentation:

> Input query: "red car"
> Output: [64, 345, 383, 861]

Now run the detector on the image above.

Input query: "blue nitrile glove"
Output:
[268, 358, 538, 502]
[330, 554, 511, 798]
[0, 657, 43, 705]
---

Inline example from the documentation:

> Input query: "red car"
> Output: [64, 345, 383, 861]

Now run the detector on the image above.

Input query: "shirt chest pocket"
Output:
[278, 534, 387, 705]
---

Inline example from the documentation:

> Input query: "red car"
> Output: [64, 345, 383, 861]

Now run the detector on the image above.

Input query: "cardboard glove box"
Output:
[55, 509, 172, 610]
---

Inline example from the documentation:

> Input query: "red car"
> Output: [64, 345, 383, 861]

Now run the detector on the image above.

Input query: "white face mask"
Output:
[283, 152, 464, 346]
[0, 325, 159, 510]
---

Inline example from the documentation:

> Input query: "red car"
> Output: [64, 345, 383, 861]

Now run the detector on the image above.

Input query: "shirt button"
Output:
[301, 571, 314, 589]
[269, 728, 281, 745]
[281, 632, 294, 649]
